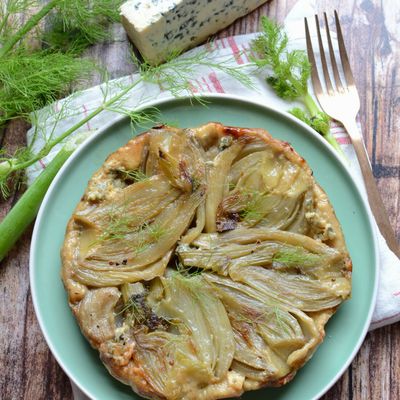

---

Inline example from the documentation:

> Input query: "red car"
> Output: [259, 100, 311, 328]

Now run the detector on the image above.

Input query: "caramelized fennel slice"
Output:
[79, 189, 204, 270]
[219, 150, 313, 230]
[114, 273, 238, 400]
[145, 127, 206, 192]
[157, 129, 206, 192]
[73, 250, 173, 287]
[203, 273, 321, 376]
[229, 265, 351, 312]
[177, 228, 347, 280]
[154, 273, 235, 379]
[205, 141, 244, 232]
[76, 287, 120, 346]
[74, 175, 180, 231]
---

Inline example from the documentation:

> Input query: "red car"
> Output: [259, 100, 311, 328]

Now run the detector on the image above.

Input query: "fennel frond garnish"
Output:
[96, 211, 168, 247]
[136, 49, 255, 99]
[116, 295, 146, 323]
[0, 51, 94, 127]
[43, 0, 122, 52]
[272, 246, 323, 267]
[97, 211, 133, 243]
[251, 16, 344, 156]
[115, 169, 149, 183]
[0, 0, 123, 125]
[174, 259, 203, 279]
[239, 190, 266, 223]
[273, 306, 291, 336]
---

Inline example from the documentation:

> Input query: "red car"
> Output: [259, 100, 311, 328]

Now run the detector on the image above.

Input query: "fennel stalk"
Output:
[0, 0, 61, 58]
[0, 146, 72, 260]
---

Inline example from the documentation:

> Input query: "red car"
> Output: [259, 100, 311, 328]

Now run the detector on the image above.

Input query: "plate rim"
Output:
[30, 93, 379, 400]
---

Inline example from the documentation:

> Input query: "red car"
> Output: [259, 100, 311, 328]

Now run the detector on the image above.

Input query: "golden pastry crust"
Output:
[61, 122, 352, 399]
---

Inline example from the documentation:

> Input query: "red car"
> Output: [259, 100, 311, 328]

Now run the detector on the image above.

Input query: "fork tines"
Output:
[304, 11, 356, 94]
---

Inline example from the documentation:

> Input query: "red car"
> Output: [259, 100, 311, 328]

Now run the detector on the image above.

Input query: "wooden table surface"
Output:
[1, 0, 399, 399]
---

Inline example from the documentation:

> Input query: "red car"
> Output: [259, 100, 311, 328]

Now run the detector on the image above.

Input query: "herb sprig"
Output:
[0, 0, 122, 57]
[43, 0, 122, 53]
[116, 168, 149, 183]
[0, 0, 123, 126]
[251, 16, 344, 156]
[272, 246, 322, 267]
[0, 50, 94, 127]
[239, 190, 266, 223]
[136, 49, 255, 100]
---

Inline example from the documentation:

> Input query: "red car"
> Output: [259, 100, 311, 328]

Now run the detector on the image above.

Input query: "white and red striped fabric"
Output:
[26, 0, 399, 339]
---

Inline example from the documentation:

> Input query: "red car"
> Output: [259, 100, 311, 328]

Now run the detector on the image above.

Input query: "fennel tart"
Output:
[61, 122, 352, 400]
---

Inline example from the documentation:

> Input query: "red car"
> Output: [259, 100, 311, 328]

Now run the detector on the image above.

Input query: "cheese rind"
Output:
[120, 0, 268, 65]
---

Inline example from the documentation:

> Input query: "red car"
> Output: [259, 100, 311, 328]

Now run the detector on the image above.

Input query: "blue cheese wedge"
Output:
[120, 0, 268, 65]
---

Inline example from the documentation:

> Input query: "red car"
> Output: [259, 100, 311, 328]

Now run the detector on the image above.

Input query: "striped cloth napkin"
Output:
[25, 0, 400, 398]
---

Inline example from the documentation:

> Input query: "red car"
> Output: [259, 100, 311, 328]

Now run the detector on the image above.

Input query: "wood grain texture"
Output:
[0, 0, 399, 399]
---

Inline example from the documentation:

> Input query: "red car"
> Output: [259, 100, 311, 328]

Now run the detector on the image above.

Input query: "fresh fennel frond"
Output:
[251, 16, 344, 156]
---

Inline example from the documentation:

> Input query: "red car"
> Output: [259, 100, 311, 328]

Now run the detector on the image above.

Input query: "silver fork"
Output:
[305, 11, 400, 257]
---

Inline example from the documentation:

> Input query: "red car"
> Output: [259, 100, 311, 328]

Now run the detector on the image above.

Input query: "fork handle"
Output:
[343, 119, 400, 258]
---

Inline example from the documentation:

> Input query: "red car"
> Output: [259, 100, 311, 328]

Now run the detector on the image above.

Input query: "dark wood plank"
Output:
[0, 0, 399, 399]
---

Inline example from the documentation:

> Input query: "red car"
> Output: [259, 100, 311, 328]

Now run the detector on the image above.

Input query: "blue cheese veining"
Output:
[120, 0, 268, 65]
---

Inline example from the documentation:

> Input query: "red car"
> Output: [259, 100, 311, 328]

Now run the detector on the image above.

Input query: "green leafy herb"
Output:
[251, 18, 309, 100]
[232, 303, 291, 337]
[95, 208, 168, 248]
[116, 169, 149, 183]
[0, 0, 123, 128]
[43, 0, 123, 53]
[251, 16, 344, 156]
[272, 246, 322, 267]
[116, 296, 146, 321]
[0, 0, 122, 57]
[273, 306, 291, 336]
[239, 190, 266, 223]
[175, 259, 203, 278]
[97, 210, 132, 243]
[135, 48, 255, 99]
[0, 0, 60, 58]
[0, 77, 145, 194]
[0, 50, 94, 126]
[144, 222, 168, 242]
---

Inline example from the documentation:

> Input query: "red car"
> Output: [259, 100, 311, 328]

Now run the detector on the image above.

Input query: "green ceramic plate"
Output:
[31, 95, 378, 400]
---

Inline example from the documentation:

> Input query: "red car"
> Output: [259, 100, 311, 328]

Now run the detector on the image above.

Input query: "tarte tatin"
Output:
[61, 123, 351, 400]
